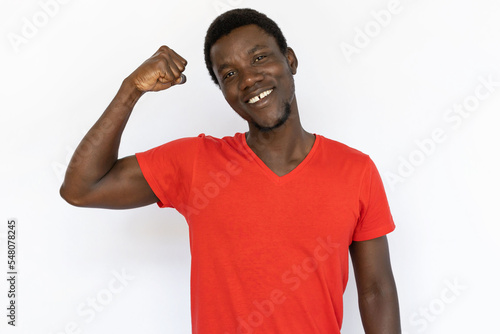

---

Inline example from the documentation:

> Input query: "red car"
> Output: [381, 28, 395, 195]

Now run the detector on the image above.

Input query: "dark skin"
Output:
[350, 235, 401, 333]
[59, 46, 182, 208]
[60, 24, 401, 333]
[210, 25, 315, 176]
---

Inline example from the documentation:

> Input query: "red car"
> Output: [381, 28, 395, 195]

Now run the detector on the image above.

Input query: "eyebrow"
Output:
[217, 44, 270, 74]
[247, 44, 268, 55]
[217, 63, 230, 75]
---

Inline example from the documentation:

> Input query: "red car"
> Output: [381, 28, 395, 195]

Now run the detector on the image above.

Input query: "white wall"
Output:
[1, 0, 499, 333]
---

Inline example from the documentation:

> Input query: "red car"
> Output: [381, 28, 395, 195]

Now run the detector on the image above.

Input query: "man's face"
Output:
[210, 24, 298, 132]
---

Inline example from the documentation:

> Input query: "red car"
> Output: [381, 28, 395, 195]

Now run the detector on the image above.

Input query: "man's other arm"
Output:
[60, 46, 187, 209]
[349, 235, 401, 334]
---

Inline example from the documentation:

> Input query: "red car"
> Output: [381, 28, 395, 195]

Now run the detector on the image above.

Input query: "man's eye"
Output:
[255, 55, 266, 62]
[223, 71, 235, 80]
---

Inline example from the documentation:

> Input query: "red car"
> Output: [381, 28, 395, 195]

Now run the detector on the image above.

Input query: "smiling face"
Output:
[210, 24, 298, 132]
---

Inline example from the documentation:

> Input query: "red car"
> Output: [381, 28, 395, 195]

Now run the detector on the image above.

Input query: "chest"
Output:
[185, 167, 361, 248]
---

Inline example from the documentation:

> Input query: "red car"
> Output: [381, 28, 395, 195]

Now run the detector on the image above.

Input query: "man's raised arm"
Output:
[60, 46, 187, 209]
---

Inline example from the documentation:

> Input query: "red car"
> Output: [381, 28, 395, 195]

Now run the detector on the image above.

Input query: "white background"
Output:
[1, 0, 499, 333]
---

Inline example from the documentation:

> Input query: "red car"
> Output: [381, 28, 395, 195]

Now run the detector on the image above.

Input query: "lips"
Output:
[246, 89, 273, 104]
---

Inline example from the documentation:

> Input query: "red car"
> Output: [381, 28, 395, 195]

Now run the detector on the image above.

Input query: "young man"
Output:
[61, 8, 401, 334]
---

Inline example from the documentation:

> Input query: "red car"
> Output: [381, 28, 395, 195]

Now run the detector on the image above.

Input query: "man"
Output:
[61, 8, 401, 334]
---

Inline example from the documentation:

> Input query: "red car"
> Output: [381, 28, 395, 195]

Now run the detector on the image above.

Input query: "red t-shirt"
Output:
[136, 132, 395, 334]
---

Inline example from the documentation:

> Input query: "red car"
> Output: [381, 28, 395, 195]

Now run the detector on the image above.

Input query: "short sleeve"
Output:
[352, 157, 395, 241]
[135, 136, 202, 209]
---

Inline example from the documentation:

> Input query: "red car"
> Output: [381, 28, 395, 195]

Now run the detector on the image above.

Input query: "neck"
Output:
[245, 98, 315, 170]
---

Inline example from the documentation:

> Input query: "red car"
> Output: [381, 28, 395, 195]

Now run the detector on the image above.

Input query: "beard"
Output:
[251, 102, 291, 133]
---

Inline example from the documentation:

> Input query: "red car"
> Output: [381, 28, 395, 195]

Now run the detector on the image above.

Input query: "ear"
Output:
[286, 47, 298, 75]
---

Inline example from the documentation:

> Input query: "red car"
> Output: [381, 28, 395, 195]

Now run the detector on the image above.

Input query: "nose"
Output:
[238, 67, 264, 91]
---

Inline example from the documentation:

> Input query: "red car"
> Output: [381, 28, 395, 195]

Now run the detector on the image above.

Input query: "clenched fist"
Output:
[127, 46, 188, 93]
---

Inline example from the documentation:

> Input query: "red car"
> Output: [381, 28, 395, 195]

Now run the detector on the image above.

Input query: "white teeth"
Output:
[248, 89, 273, 104]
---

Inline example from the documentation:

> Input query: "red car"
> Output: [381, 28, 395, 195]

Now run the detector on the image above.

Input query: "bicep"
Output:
[82, 155, 159, 209]
[349, 236, 395, 293]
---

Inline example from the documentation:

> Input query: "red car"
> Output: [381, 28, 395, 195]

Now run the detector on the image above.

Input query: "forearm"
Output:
[60, 78, 142, 200]
[358, 282, 401, 334]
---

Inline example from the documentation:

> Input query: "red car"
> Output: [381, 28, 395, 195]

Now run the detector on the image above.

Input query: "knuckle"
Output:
[152, 60, 166, 72]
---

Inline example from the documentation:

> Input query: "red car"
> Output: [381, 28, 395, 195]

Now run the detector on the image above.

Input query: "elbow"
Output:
[59, 183, 88, 207]
[358, 281, 399, 310]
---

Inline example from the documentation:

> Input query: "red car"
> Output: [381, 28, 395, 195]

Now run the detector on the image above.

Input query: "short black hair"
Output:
[204, 8, 288, 85]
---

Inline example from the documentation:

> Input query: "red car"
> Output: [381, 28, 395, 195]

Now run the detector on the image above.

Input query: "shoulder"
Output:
[197, 132, 243, 145]
[137, 133, 245, 160]
[316, 134, 372, 167]
[196, 132, 247, 155]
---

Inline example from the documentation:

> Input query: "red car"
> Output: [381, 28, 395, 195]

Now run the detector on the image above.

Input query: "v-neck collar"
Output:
[237, 132, 320, 185]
